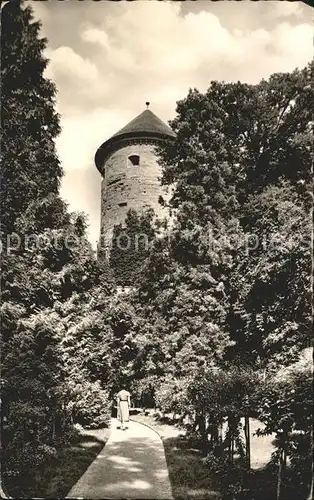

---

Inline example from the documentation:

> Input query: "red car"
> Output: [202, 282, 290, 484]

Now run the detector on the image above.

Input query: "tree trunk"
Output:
[283, 448, 287, 468]
[244, 416, 251, 468]
[228, 415, 235, 463]
[277, 447, 284, 500]
[52, 414, 56, 441]
[306, 427, 313, 500]
[217, 422, 223, 457]
[211, 425, 218, 446]
[307, 475, 313, 500]
[198, 411, 208, 454]
[62, 402, 67, 433]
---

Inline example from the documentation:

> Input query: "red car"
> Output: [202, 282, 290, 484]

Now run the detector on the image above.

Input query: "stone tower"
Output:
[95, 104, 176, 253]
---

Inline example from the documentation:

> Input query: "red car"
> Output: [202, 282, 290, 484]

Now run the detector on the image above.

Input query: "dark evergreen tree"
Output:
[0, 3, 113, 495]
[1, 0, 63, 238]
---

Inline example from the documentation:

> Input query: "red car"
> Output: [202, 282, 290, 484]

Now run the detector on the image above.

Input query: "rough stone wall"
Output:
[99, 141, 170, 252]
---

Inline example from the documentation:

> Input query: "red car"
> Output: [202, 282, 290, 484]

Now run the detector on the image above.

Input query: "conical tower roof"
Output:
[95, 105, 176, 172]
[112, 109, 176, 139]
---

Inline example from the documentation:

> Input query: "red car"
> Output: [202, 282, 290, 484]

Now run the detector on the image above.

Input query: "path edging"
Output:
[129, 418, 165, 439]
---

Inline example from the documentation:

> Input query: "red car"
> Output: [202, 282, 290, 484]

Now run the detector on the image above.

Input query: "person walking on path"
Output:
[116, 387, 131, 430]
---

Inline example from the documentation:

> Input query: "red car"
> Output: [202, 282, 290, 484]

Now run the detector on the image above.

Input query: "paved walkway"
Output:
[66, 418, 173, 499]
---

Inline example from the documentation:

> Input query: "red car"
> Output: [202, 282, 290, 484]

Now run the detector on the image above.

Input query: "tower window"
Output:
[118, 202, 128, 207]
[128, 154, 140, 166]
[108, 177, 122, 186]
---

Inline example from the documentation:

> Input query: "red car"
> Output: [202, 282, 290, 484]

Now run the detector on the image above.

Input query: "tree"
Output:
[131, 65, 312, 498]
[155, 64, 312, 370]
[109, 208, 156, 286]
[160, 66, 312, 203]
[0, 2, 113, 494]
[257, 350, 313, 500]
[228, 180, 311, 368]
[1, 0, 63, 238]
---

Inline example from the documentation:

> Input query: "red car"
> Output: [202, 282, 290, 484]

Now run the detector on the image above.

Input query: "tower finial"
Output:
[145, 101, 150, 109]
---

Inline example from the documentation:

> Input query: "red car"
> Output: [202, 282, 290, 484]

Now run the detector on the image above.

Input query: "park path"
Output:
[66, 418, 173, 500]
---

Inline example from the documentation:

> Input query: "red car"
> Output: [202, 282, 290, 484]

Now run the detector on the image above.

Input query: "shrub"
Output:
[155, 376, 189, 417]
[71, 381, 111, 428]
[4, 441, 57, 479]
[205, 452, 250, 500]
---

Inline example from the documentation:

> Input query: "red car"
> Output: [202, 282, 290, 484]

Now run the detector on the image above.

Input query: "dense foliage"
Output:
[119, 65, 312, 498]
[1, 1, 312, 498]
[0, 2, 113, 495]
[101, 64, 313, 500]
[109, 208, 156, 286]
[0, 0, 63, 238]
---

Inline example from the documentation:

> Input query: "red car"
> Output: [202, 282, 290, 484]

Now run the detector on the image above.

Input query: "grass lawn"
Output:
[131, 412, 221, 500]
[4, 427, 111, 499]
[131, 413, 310, 500]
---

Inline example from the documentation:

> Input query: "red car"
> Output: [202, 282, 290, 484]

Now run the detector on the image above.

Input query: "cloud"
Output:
[56, 108, 131, 172]
[273, 23, 313, 58]
[77, 3, 312, 98]
[28, 0, 312, 248]
[30, 0, 49, 27]
[60, 165, 101, 246]
[57, 108, 134, 244]
[44, 46, 110, 114]
[46, 46, 99, 82]
[270, 1, 304, 19]
[81, 28, 110, 48]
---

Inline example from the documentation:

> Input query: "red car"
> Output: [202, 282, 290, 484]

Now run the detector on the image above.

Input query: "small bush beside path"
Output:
[5, 426, 111, 499]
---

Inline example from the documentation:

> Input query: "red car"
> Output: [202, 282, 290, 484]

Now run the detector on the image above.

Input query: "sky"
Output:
[29, 0, 313, 248]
